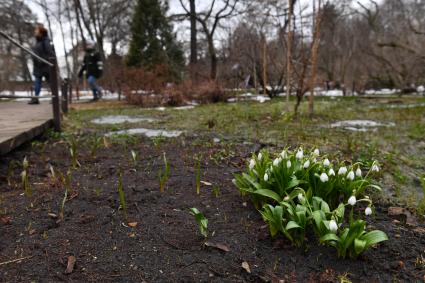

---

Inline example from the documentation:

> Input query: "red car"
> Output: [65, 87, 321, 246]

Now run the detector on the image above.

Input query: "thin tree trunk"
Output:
[189, 0, 197, 65]
[308, 0, 323, 116]
[262, 35, 267, 96]
[286, 0, 293, 105]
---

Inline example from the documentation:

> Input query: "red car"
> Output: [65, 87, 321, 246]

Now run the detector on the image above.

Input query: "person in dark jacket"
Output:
[78, 41, 103, 101]
[29, 24, 54, 105]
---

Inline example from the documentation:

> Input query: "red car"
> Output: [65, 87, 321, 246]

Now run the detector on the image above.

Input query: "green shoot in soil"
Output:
[195, 160, 201, 195]
[60, 188, 68, 221]
[90, 136, 103, 157]
[117, 172, 127, 219]
[189, 207, 208, 238]
[131, 149, 138, 167]
[68, 136, 80, 168]
[158, 153, 170, 193]
[59, 170, 73, 194]
[21, 157, 31, 197]
[212, 185, 221, 198]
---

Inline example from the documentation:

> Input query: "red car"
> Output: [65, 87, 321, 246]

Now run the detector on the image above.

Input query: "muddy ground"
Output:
[0, 135, 424, 282]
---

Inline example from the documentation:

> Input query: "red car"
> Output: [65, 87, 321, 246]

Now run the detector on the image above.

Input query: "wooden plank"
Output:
[0, 102, 53, 155]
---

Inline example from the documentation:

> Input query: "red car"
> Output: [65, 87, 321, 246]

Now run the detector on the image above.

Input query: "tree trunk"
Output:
[286, 0, 293, 105]
[189, 0, 197, 65]
[206, 34, 217, 80]
[262, 35, 268, 96]
[308, 0, 323, 116]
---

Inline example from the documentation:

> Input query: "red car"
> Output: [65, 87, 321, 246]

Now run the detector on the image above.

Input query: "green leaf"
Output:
[252, 189, 282, 202]
[361, 230, 389, 247]
[354, 238, 366, 255]
[321, 233, 340, 243]
[286, 220, 301, 230]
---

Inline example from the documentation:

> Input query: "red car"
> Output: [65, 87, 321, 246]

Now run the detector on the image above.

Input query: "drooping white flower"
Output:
[323, 159, 330, 167]
[284, 196, 290, 201]
[280, 150, 287, 158]
[320, 173, 329, 182]
[328, 168, 335, 176]
[356, 167, 362, 177]
[347, 171, 355, 181]
[297, 193, 304, 203]
[347, 195, 357, 206]
[303, 160, 310, 168]
[296, 149, 304, 159]
[329, 220, 338, 232]
[273, 158, 280, 167]
[371, 164, 380, 172]
[249, 159, 256, 170]
[286, 160, 292, 168]
[264, 173, 269, 181]
[338, 166, 347, 175]
[258, 152, 263, 161]
[365, 207, 372, 216]
[313, 148, 320, 156]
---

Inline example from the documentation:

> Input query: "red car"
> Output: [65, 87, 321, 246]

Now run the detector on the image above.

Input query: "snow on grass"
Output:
[106, 128, 183, 138]
[91, 115, 156, 125]
[330, 120, 395, 132]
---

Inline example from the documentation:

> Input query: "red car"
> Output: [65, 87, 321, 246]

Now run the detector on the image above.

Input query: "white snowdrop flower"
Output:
[273, 158, 280, 167]
[284, 196, 290, 201]
[249, 159, 256, 170]
[365, 207, 372, 216]
[356, 167, 362, 177]
[371, 164, 380, 172]
[264, 173, 269, 181]
[323, 159, 330, 167]
[258, 152, 263, 161]
[347, 171, 355, 181]
[320, 173, 329, 183]
[338, 166, 347, 175]
[329, 220, 338, 232]
[313, 148, 320, 156]
[297, 193, 304, 203]
[347, 195, 357, 206]
[328, 168, 335, 176]
[280, 150, 287, 158]
[303, 160, 310, 168]
[286, 160, 292, 168]
[296, 149, 304, 159]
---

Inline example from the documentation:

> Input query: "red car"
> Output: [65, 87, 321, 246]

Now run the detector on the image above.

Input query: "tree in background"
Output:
[126, 0, 184, 78]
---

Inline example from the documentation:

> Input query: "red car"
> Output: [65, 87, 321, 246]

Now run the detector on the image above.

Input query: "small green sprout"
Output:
[59, 188, 68, 221]
[59, 170, 73, 194]
[90, 136, 103, 157]
[189, 207, 208, 238]
[117, 172, 127, 219]
[212, 185, 221, 198]
[21, 157, 31, 197]
[158, 153, 170, 193]
[195, 160, 201, 195]
[67, 135, 80, 168]
[131, 149, 138, 166]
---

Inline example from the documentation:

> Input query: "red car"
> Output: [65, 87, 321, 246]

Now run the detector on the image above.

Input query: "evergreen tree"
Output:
[126, 0, 184, 75]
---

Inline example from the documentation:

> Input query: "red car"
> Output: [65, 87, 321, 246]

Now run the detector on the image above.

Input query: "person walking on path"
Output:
[29, 24, 53, 105]
[78, 41, 103, 101]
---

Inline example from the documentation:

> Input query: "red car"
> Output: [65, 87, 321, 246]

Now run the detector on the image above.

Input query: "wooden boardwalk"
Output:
[0, 101, 53, 155]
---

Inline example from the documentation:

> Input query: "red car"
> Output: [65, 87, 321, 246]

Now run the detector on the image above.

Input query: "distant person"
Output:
[29, 24, 53, 105]
[78, 40, 103, 101]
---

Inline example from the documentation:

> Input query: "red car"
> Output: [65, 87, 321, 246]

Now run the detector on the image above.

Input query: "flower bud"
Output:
[286, 160, 291, 168]
[273, 158, 280, 167]
[313, 148, 320, 156]
[258, 152, 263, 161]
[320, 173, 329, 182]
[356, 167, 362, 177]
[328, 168, 335, 176]
[249, 159, 256, 170]
[347, 171, 355, 181]
[296, 149, 304, 159]
[323, 159, 330, 167]
[348, 195, 357, 206]
[329, 220, 338, 232]
[264, 173, 269, 181]
[338, 166, 347, 175]
[303, 160, 310, 168]
[365, 207, 372, 216]
[297, 193, 304, 203]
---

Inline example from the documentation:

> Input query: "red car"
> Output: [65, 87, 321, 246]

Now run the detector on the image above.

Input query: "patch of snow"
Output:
[153, 105, 195, 111]
[106, 128, 183, 138]
[91, 115, 156, 125]
[365, 89, 399, 96]
[331, 120, 395, 132]
[369, 102, 425, 109]
[228, 93, 271, 103]
[417, 85, 425, 93]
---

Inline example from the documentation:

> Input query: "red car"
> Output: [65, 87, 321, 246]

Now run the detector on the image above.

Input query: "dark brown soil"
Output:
[0, 135, 424, 282]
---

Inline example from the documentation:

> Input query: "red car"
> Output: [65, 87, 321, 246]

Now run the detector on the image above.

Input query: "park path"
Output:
[0, 101, 52, 155]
